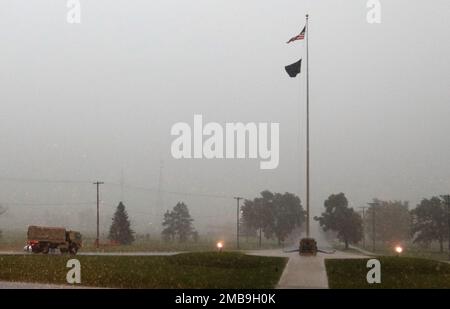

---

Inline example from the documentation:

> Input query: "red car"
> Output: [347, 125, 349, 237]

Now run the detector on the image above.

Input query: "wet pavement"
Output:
[247, 249, 367, 288]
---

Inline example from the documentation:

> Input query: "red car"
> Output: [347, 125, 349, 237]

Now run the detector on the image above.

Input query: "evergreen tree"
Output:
[161, 202, 197, 242]
[108, 202, 135, 245]
[172, 202, 194, 242]
[161, 210, 176, 241]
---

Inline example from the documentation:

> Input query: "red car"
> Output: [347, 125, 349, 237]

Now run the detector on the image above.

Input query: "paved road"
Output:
[79, 251, 179, 256]
[0, 251, 179, 256]
[248, 248, 367, 289]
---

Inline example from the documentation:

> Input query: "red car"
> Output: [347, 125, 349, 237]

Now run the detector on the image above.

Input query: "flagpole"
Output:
[305, 14, 310, 238]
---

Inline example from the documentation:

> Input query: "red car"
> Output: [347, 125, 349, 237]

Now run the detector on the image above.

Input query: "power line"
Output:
[0, 176, 238, 200]
[107, 182, 235, 200]
[1, 202, 95, 207]
[0, 176, 91, 184]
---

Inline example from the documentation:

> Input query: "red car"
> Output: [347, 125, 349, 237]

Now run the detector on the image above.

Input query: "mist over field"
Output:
[0, 0, 449, 240]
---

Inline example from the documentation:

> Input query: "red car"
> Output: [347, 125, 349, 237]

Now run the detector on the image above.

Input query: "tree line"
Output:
[106, 200, 198, 245]
[108, 191, 305, 247]
[314, 193, 450, 252]
[101, 191, 449, 252]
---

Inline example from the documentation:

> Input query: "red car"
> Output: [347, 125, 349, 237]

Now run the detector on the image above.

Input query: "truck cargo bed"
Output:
[27, 226, 66, 243]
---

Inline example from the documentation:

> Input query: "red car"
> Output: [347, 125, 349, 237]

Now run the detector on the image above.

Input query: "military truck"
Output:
[27, 226, 82, 255]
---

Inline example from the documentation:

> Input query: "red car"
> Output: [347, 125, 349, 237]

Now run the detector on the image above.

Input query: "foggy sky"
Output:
[0, 0, 449, 236]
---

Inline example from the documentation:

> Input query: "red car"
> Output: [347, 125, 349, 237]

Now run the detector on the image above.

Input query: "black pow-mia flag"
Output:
[285, 59, 302, 78]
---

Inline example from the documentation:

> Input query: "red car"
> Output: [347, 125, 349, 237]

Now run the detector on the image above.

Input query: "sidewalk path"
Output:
[247, 249, 367, 289]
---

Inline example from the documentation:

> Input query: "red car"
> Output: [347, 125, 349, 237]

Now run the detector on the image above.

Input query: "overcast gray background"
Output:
[0, 0, 449, 239]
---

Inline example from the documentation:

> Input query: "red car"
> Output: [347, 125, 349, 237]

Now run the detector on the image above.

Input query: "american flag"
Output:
[286, 26, 305, 44]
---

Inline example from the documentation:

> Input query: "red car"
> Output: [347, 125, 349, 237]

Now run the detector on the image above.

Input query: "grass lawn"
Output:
[369, 246, 450, 262]
[332, 241, 450, 262]
[325, 256, 450, 288]
[0, 252, 287, 288]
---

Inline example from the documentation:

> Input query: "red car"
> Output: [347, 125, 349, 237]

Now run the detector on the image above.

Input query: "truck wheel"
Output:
[69, 245, 78, 255]
[31, 246, 41, 254]
[42, 245, 50, 254]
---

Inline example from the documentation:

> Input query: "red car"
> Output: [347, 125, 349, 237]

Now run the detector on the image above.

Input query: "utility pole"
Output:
[259, 226, 262, 249]
[258, 199, 262, 248]
[234, 197, 243, 249]
[441, 195, 450, 261]
[368, 202, 377, 252]
[93, 181, 104, 249]
[157, 160, 164, 221]
[359, 206, 367, 249]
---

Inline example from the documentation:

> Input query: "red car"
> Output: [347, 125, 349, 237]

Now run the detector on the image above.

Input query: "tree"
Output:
[272, 192, 305, 244]
[241, 190, 305, 244]
[161, 202, 197, 242]
[108, 202, 135, 245]
[365, 199, 411, 245]
[192, 230, 199, 242]
[241, 198, 262, 238]
[161, 210, 176, 241]
[315, 193, 362, 249]
[411, 197, 449, 252]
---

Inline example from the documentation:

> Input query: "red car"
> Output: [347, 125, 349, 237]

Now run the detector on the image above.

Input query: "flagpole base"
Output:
[299, 238, 317, 256]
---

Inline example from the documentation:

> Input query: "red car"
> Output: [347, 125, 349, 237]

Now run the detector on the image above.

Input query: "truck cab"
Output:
[67, 231, 82, 248]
